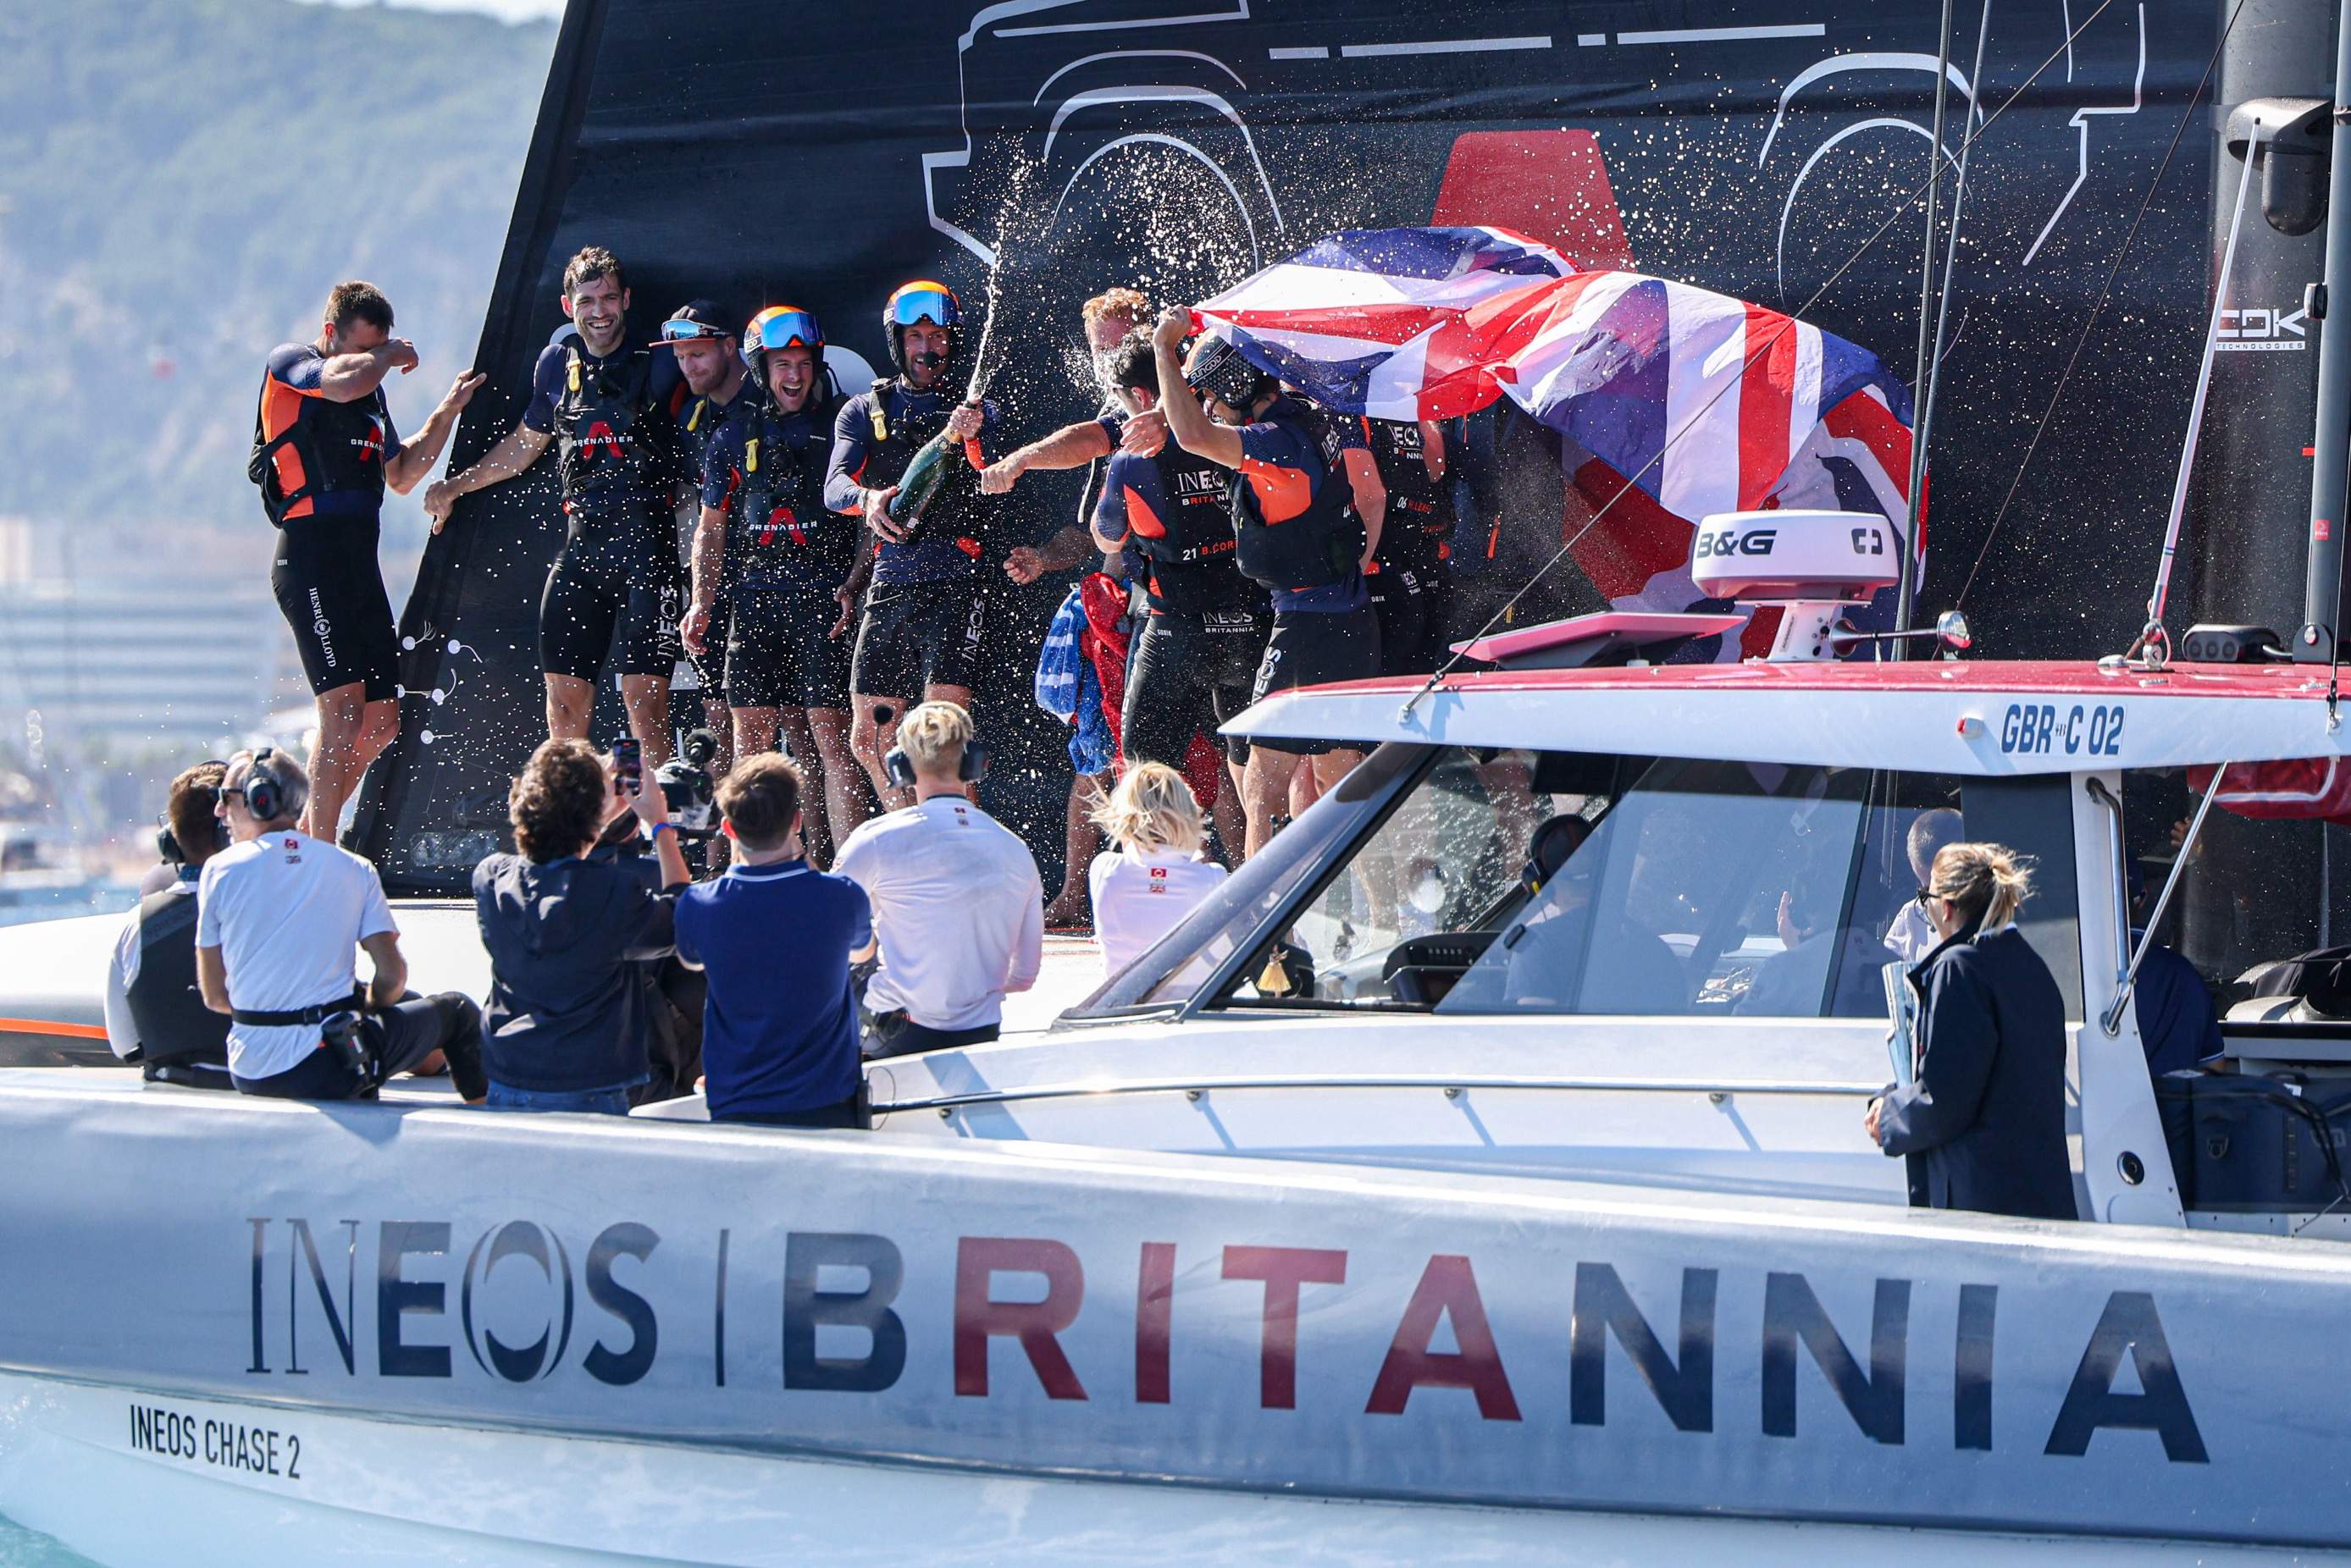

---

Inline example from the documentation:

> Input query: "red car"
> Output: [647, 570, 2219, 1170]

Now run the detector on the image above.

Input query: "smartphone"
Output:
[613, 737, 642, 798]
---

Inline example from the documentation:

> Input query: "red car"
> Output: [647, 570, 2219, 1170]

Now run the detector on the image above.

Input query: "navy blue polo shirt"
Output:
[674, 859, 871, 1118]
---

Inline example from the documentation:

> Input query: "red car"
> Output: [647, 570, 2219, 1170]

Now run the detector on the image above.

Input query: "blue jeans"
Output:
[485, 1081, 633, 1116]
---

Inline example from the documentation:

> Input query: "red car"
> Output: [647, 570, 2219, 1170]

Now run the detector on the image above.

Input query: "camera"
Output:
[319, 1010, 374, 1081]
[655, 728, 720, 838]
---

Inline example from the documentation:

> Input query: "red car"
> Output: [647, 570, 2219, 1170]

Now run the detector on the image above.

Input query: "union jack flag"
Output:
[1196, 227, 1919, 656]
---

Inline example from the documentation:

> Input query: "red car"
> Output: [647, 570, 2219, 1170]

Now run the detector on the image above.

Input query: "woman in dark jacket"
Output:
[1865, 842, 2077, 1220]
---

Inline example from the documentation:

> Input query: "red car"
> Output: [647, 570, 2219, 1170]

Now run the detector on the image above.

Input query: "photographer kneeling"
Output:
[196, 748, 485, 1102]
[474, 738, 690, 1114]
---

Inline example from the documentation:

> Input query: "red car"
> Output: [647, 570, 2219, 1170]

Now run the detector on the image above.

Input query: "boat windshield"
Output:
[1071, 743, 2083, 1020]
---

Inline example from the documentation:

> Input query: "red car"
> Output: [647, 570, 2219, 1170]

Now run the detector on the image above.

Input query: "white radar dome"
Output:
[1687, 510, 1900, 604]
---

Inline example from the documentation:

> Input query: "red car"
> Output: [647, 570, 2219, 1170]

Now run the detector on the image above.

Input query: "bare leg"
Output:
[808, 707, 868, 862]
[302, 682, 385, 842]
[1243, 744, 1299, 860]
[1289, 755, 1321, 820]
[850, 694, 913, 809]
[775, 709, 830, 864]
[618, 674, 674, 766]
[923, 682, 978, 802]
[1047, 773, 1106, 926]
[1308, 748, 1362, 797]
[723, 705, 787, 875]
[545, 672, 595, 742]
[731, 705, 780, 760]
[1213, 762, 1245, 867]
[703, 704, 735, 782]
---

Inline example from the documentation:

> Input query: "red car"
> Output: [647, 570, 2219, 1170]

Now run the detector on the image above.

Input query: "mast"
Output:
[2296, 0, 2351, 662]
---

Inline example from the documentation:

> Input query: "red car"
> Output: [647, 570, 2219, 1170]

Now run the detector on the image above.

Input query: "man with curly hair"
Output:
[472, 737, 690, 1113]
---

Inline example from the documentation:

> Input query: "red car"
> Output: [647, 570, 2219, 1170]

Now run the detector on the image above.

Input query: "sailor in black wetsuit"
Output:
[1358, 416, 1458, 676]
[1087, 333, 1269, 797]
[686, 306, 869, 863]
[1151, 306, 1379, 859]
[822, 279, 1003, 805]
[424, 246, 687, 762]
[251, 280, 482, 841]
[662, 301, 749, 779]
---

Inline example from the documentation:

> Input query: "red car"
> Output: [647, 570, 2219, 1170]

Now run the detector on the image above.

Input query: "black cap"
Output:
[659, 300, 736, 345]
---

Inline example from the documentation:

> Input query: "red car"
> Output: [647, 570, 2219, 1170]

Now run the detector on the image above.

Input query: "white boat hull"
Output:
[0, 1370, 2327, 1565]
[3, 1074, 2351, 1561]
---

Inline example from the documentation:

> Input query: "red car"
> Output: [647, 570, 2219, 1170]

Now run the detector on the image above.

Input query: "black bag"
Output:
[2155, 1071, 2351, 1211]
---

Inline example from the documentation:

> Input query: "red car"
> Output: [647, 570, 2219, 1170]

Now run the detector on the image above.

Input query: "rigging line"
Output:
[1398, 0, 2120, 716]
[1898, 0, 1960, 643]
[1906, 0, 1995, 645]
[1953, 0, 2243, 615]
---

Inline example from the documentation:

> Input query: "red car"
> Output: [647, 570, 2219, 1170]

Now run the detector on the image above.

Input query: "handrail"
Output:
[875, 1073, 1884, 1116]
[2100, 760, 2230, 1035]
[2084, 776, 2133, 1033]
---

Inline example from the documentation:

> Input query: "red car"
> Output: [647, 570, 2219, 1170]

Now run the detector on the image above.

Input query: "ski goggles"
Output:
[886, 281, 962, 330]
[660, 316, 733, 345]
[745, 306, 825, 355]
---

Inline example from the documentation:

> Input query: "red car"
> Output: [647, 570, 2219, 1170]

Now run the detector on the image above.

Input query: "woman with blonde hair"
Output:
[1865, 842, 2075, 1219]
[1088, 762, 1227, 977]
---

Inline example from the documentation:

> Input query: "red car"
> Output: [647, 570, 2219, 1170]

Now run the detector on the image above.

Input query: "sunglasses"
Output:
[661, 317, 731, 345]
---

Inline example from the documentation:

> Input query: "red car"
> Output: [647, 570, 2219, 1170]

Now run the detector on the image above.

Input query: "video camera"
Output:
[655, 728, 721, 840]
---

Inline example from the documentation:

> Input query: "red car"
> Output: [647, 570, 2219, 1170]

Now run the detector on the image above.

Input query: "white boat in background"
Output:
[5, 505, 2351, 1561]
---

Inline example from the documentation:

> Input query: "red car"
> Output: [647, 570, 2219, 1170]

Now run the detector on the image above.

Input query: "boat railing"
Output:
[873, 1072, 1884, 1117]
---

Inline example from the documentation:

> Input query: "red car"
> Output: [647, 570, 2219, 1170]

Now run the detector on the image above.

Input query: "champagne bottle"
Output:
[887, 402, 979, 537]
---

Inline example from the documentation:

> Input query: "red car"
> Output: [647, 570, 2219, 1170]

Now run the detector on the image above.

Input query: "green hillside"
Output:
[0, 0, 556, 542]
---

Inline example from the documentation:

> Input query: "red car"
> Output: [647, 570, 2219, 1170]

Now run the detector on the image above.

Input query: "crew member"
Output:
[833, 703, 1043, 1057]
[663, 301, 750, 789]
[1089, 332, 1267, 809]
[980, 285, 1166, 548]
[104, 763, 234, 1085]
[1152, 307, 1379, 857]
[196, 748, 486, 1102]
[252, 280, 483, 842]
[423, 247, 686, 762]
[686, 306, 868, 861]
[1866, 842, 2074, 1219]
[824, 280, 1002, 805]
[979, 285, 1159, 917]
[1359, 416, 1456, 676]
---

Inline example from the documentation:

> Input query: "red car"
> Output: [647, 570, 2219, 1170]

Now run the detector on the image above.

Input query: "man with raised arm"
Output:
[252, 279, 482, 842]
[1150, 306, 1379, 857]
[423, 247, 687, 763]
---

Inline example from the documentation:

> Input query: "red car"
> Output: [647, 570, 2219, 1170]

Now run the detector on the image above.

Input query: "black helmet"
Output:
[882, 279, 963, 375]
[1183, 333, 1273, 410]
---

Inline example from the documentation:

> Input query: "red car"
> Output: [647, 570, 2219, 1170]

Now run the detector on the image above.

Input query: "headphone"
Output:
[231, 747, 304, 825]
[878, 704, 991, 789]
[1521, 814, 1592, 899]
[159, 760, 232, 864]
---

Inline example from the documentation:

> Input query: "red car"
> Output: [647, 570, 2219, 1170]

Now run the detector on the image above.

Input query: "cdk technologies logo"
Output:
[2215, 304, 2309, 353]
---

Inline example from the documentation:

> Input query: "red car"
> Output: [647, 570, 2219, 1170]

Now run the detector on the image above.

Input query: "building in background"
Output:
[0, 516, 304, 918]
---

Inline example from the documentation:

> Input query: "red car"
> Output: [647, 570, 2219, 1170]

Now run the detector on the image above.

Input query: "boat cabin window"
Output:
[2121, 767, 2350, 1028]
[1070, 743, 2083, 1022]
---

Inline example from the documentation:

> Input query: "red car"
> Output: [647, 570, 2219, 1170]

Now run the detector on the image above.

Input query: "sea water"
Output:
[0, 1515, 91, 1567]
